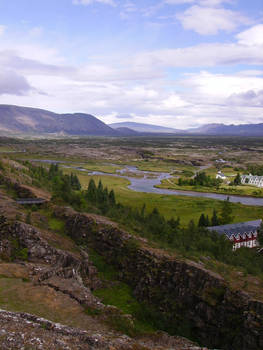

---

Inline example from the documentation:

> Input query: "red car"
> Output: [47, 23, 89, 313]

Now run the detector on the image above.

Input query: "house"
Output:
[216, 171, 226, 180]
[207, 219, 262, 250]
[241, 174, 263, 187]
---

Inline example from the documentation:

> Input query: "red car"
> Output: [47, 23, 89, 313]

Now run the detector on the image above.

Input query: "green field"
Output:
[159, 177, 263, 197]
[63, 169, 263, 226]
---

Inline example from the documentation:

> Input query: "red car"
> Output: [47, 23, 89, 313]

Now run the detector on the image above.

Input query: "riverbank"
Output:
[157, 177, 263, 199]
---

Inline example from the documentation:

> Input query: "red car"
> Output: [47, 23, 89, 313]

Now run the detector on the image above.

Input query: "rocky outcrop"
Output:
[0, 220, 102, 308]
[0, 308, 206, 350]
[55, 207, 263, 350]
[0, 174, 36, 198]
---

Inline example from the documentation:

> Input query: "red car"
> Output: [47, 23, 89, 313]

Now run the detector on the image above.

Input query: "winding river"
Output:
[31, 160, 263, 206]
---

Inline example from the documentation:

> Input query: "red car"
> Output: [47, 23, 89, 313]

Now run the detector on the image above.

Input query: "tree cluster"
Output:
[178, 172, 222, 188]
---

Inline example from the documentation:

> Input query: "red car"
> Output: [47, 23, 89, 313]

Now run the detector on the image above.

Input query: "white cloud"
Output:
[135, 41, 263, 68]
[176, 5, 250, 34]
[73, 0, 116, 6]
[0, 22, 262, 129]
[0, 25, 6, 36]
[236, 24, 263, 46]
[182, 71, 263, 100]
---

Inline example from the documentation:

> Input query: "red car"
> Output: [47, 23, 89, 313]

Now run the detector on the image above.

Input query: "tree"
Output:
[219, 199, 234, 225]
[198, 213, 206, 227]
[211, 209, 219, 226]
[86, 179, 97, 203]
[205, 215, 210, 227]
[109, 189, 116, 206]
[233, 173, 241, 186]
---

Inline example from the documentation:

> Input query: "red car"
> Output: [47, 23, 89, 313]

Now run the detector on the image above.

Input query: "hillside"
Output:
[0, 105, 118, 136]
[0, 155, 263, 349]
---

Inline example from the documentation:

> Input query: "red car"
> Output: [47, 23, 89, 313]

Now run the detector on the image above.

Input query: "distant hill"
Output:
[188, 123, 263, 136]
[109, 122, 182, 133]
[0, 105, 118, 136]
[115, 127, 139, 136]
[1, 105, 263, 137]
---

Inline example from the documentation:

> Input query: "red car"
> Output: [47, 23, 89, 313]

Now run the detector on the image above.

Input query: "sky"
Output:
[0, 0, 262, 129]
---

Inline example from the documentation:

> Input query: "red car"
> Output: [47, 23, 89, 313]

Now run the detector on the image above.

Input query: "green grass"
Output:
[89, 251, 156, 335]
[159, 177, 263, 198]
[48, 217, 65, 233]
[66, 171, 263, 226]
[88, 249, 118, 280]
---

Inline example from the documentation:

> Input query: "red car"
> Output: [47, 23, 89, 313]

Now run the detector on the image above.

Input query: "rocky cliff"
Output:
[55, 207, 263, 350]
[0, 215, 205, 350]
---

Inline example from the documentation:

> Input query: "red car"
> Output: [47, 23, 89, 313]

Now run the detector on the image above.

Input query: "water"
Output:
[29, 159, 263, 206]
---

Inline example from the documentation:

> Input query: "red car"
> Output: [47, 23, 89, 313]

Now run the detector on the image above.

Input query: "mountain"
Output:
[115, 127, 139, 136]
[109, 122, 182, 133]
[188, 123, 263, 136]
[0, 104, 118, 136]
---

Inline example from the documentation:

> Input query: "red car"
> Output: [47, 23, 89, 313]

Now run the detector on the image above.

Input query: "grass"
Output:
[158, 177, 263, 197]
[63, 170, 263, 226]
[0, 274, 108, 331]
[88, 249, 156, 335]
[48, 217, 65, 233]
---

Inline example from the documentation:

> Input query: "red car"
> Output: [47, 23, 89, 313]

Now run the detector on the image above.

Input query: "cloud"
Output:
[116, 114, 135, 119]
[0, 70, 34, 96]
[176, 5, 250, 34]
[236, 24, 263, 46]
[228, 90, 263, 107]
[0, 25, 6, 36]
[73, 0, 116, 6]
[135, 41, 263, 68]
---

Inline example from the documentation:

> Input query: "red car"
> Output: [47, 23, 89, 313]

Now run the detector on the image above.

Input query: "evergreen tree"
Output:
[198, 213, 206, 227]
[109, 189, 116, 206]
[97, 180, 104, 204]
[219, 199, 234, 225]
[211, 209, 219, 226]
[70, 173, 81, 190]
[205, 215, 210, 227]
[86, 179, 97, 203]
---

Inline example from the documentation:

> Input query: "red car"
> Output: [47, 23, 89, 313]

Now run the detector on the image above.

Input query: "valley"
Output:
[1, 135, 263, 349]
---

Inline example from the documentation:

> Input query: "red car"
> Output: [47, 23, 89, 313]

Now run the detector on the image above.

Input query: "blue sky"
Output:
[0, 0, 262, 128]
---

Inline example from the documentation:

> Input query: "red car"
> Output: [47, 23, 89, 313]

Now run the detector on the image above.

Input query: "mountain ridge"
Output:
[0, 104, 118, 136]
[1, 104, 263, 136]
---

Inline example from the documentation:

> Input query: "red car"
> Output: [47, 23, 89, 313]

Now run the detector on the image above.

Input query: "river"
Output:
[30, 160, 263, 206]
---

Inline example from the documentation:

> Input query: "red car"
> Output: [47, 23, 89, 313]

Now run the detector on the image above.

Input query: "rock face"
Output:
[55, 207, 263, 350]
[0, 220, 103, 308]
[0, 218, 206, 350]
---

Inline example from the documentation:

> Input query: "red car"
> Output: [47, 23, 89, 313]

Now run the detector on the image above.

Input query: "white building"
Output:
[208, 220, 262, 250]
[241, 174, 263, 187]
[216, 171, 226, 180]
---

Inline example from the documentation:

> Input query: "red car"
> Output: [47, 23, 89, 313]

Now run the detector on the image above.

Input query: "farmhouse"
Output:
[208, 219, 262, 250]
[241, 174, 263, 187]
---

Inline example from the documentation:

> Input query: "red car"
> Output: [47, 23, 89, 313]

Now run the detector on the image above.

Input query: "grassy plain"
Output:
[5, 135, 263, 225]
